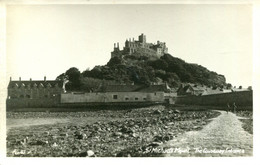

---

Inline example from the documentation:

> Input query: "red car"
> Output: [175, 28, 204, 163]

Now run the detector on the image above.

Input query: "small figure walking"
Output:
[232, 102, 237, 113]
[226, 103, 230, 114]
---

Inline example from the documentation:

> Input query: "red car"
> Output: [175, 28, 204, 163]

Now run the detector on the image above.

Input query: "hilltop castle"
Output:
[111, 33, 168, 59]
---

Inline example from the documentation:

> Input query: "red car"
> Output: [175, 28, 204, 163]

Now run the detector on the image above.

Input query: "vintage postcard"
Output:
[0, 0, 259, 165]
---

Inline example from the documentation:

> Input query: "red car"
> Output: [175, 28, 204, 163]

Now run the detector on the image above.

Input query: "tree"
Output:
[155, 70, 166, 80]
[56, 73, 66, 81]
[107, 56, 123, 67]
[65, 67, 81, 90]
[226, 83, 232, 89]
[148, 59, 168, 70]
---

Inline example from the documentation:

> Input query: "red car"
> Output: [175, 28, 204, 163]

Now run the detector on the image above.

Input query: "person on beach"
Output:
[226, 103, 230, 114]
[232, 102, 237, 113]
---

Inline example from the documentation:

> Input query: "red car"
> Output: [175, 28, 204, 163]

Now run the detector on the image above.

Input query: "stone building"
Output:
[111, 33, 168, 59]
[177, 83, 226, 96]
[7, 77, 176, 109]
[7, 77, 63, 109]
[177, 84, 207, 96]
[61, 84, 171, 104]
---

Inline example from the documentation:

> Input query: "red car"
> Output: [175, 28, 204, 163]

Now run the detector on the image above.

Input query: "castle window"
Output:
[154, 93, 157, 96]
[44, 95, 48, 98]
[26, 94, 31, 98]
[135, 97, 138, 100]
[125, 97, 129, 101]
[143, 98, 146, 101]
[113, 95, 118, 99]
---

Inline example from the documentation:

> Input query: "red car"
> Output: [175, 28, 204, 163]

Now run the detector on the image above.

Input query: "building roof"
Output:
[202, 88, 223, 95]
[178, 83, 252, 96]
[8, 80, 63, 89]
[191, 85, 207, 91]
[181, 84, 206, 92]
[231, 88, 250, 92]
[178, 83, 225, 96]
[96, 84, 168, 93]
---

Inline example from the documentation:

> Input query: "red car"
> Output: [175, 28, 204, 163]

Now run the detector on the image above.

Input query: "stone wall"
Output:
[175, 91, 253, 107]
[61, 91, 165, 103]
[6, 95, 60, 109]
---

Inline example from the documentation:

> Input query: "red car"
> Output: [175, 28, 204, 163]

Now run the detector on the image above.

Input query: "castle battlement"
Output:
[111, 33, 168, 59]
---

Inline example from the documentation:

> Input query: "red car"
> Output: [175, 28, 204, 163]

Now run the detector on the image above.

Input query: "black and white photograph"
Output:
[0, 0, 259, 164]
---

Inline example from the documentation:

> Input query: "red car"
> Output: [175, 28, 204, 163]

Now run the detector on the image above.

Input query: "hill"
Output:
[57, 53, 226, 91]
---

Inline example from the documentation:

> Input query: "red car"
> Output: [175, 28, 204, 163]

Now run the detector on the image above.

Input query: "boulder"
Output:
[87, 150, 95, 157]
[114, 132, 123, 136]
[149, 142, 162, 147]
[174, 109, 180, 113]
[201, 121, 207, 125]
[132, 133, 137, 138]
[153, 110, 162, 114]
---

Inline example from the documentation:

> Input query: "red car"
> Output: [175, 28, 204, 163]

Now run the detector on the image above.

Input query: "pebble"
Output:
[6, 105, 224, 157]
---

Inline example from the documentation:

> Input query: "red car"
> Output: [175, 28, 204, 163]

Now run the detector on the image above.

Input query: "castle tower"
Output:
[138, 33, 146, 43]
[113, 42, 120, 51]
[125, 39, 129, 47]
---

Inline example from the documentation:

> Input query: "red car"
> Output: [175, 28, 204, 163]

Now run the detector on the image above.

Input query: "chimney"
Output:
[129, 38, 131, 42]
[133, 38, 134, 41]
[44, 76, 46, 82]
[117, 42, 119, 48]
[114, 43, 116, 48]
[10, 77, 12, 81]
[30, 78, 32, 81]
[19, 77, 21, 81]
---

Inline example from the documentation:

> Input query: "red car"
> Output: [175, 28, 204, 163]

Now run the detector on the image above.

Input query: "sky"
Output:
[6, 4, 252, 87]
